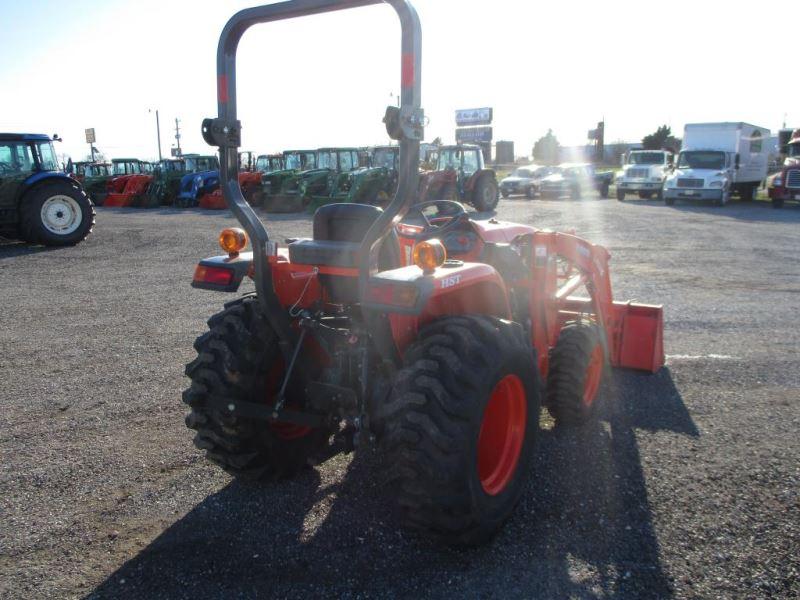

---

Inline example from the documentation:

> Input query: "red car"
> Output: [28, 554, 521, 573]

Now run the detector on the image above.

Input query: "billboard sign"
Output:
[456, 126, 493, 143]
[455, 108, 493, 126]
[85, 128, 96, 144]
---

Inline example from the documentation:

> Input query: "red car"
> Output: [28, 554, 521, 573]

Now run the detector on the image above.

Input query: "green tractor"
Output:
[260, 149, 317, 211]
[80, 163, 113, 205]
[146, 154, 219, 207]
[313, 145, 400, 208]
[300, 147, 361, 211]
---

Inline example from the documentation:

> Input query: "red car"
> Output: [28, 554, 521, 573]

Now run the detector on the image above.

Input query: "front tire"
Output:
[616, 189, 625, 201]
[473, 177, 499, 211]
[772, 197, 784, 209]
[378, 315, 540, 545]
[19, 181, 95, 246]
[546, 321, 605, 426]
[183, 297, 330, 479]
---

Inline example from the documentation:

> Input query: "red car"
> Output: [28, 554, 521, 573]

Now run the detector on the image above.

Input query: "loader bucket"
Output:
[613, 301, 664, 373]
[198, 191, 228, 210]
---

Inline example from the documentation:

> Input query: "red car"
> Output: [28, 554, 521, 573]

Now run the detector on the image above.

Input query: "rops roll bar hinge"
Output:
[202, 118, 242, 148]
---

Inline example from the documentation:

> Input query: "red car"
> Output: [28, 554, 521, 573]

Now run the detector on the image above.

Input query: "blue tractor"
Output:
[175, 168, 220, 208]
[0, 133, 95, 245]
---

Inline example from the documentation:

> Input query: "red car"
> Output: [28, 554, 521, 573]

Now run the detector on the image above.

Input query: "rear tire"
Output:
[183, 297, 330, 479]
[525, 186, 534, 199]
[378, 315, 540, 545]
[616, 189, 625, 201]
[600, 183, 610, 198]
[546, 321, 605, 426]
[739, 184, 755, 202]
[19, 181, 95, 246]
[473, 177, 499, 211]
[772, 197, 784, 209]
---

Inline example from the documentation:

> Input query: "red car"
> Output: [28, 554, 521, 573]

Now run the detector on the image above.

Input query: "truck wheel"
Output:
[656, 188, 663, 201]
[772, 197, 784, 209]
[20, 181, 95, 246]
[473, 177, 499, 211]
[665, 196, 675, 206]
[616, 189, 625, 201]
[638, 191, 653, 200]
[183, 297, 331, 479]
[739, 185, 755, 202]
[546, 321, 605, 426]
[500, 190, 509, 199]
[525, 186, 534, 199]
[378, 315, 540, 545]
[600, 183, 610, 199]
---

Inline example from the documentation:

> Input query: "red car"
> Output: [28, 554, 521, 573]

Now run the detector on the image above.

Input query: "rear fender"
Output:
[17, 172, 79, 204]
[463, 169, 495, 194]
[365, 262, 511, 354]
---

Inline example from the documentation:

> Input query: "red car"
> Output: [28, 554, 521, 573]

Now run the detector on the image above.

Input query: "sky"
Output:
[0, 0, 796, 162]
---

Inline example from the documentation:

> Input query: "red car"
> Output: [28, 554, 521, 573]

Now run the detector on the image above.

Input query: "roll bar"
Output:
[201, 0, 423, 359]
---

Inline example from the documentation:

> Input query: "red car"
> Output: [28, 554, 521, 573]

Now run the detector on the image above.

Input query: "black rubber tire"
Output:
[657, 187, 664, 201]
[525, 186, 534, 199]
[665, 196, 675, 206]
[377, 315, 540, 546]
[473, 176, 499, 211]
[772, 197, 784, 209]
[600, 183, 610, 199]
[19, 181, 95, 246]
[183, 296, 331, 479]
[616, 189, 625, 201]
[545, 321, 604, 426]
[500, 190, 509, 199]
[639, 191, 653, 199]
[740, 185, 755, 202]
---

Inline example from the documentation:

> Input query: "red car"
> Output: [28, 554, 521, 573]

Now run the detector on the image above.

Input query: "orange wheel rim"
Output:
[583, 345, 604, 407]
[477, 374, 527, 496]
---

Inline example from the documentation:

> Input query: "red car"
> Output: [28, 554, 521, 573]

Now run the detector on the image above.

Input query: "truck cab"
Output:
[615, 150, 673, 200]
[663, 122, 769, 206]
[768, 129, 800, 208]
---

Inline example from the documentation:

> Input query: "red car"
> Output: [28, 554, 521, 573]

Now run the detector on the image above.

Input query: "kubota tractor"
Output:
[200, 151, 263, 210]
[104, 158, 152, 207]
[419, 143, 500, 211]
[185, 0, 664, 546]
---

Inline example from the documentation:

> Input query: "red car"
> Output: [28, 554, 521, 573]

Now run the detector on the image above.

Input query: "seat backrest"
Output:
[313, 203, 384, 242]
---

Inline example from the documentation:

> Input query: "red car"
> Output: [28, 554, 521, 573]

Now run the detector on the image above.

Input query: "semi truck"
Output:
[768, 128, 800, 208]
[663, 122, 770, 206]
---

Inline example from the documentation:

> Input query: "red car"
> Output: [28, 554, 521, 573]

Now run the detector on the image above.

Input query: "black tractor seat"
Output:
[288, 204, 401, 270]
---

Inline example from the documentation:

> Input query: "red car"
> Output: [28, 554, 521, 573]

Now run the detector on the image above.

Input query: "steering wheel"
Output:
[400, 200, 469, 240]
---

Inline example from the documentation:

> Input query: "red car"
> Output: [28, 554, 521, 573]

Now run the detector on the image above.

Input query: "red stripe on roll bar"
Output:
[218, 75, 228, 103]
[401, 53, 414, 88]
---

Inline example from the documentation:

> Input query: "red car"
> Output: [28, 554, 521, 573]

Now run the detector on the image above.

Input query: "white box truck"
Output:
[615, 150, 674, 201]
[663, 122, 770, 206]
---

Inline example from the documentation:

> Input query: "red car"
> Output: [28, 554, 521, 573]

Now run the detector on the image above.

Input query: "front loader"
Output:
[184, 0, 664, 546]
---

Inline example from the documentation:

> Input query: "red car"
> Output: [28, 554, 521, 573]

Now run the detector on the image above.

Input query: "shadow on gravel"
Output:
[667, 202, 800, 223]
[89, 368, 695, 599]
[0, 241, 59, 260]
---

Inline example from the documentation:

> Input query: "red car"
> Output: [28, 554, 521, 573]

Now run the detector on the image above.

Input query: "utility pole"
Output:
[174, 118, 182, 157]
[149, 109, 163, 161]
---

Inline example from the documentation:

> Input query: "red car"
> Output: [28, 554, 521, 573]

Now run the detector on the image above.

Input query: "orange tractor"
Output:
[199, 151, 262, 209]
[104, 159, 153, 207]
[185, 0, 664, 545]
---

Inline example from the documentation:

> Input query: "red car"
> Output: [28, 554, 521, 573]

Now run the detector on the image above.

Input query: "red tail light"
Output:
[193, 265, 234, 286]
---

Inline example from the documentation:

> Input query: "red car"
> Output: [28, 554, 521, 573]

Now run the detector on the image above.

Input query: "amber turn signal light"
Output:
[413, 239, 446, 273]
[219, 227, 248, 256]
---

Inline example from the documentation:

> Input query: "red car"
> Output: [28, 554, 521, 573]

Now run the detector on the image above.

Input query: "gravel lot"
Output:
[1, 196, 798, 599]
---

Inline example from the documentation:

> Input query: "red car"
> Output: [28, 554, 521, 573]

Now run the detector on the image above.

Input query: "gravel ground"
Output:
[1, 196, 798, 599]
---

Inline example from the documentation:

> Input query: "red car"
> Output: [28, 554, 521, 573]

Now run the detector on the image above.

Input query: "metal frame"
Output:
[202, 0, 423, 363]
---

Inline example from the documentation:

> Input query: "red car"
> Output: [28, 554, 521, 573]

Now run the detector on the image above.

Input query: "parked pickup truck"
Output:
[616, 150, 673, 200]
[539, 163, 612, 199]
[499, 164, 553, 198]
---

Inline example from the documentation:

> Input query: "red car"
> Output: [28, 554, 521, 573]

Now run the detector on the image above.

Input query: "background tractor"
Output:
[272, 147, 360, 212]
[418, 144, 499, 211]
[71, 162, 113, 205]
[174, 156, 221, 208]
[200, 152, 263, 209]
[183, 0, 664, 546]
[260, 149, 317, 211]
[104, 158, 152, 207]
[0, 133, 94, 245]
